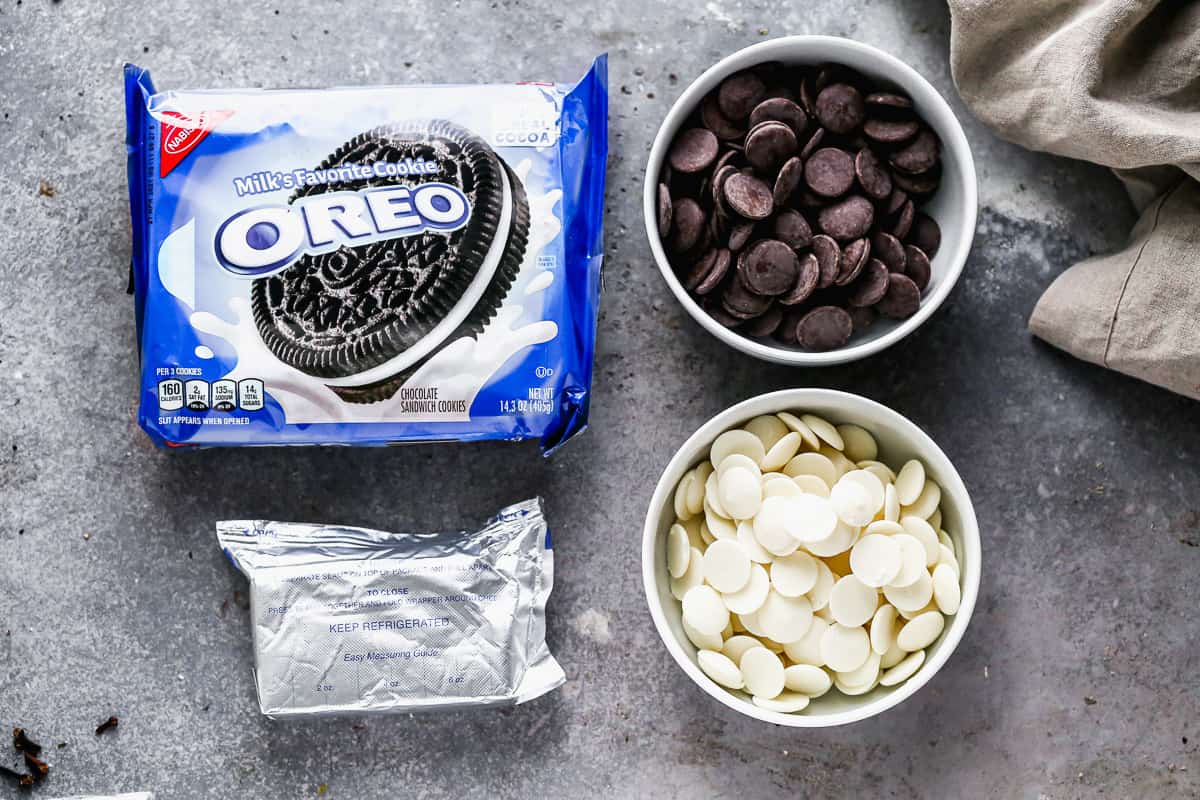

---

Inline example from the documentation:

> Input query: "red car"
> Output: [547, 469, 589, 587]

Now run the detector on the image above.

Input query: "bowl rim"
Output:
[640, 388, 981, 727]
[643, 35, 979, 366]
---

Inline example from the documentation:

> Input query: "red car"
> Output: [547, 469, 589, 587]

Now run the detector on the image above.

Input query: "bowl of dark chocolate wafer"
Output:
[645, 36, 977, 364]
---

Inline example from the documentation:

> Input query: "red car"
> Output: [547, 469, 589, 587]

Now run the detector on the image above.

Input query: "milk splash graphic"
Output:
[175, 160, 563, 423]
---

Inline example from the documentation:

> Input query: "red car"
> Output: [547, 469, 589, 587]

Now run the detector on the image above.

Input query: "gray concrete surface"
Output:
[1, 1, 1198, 798]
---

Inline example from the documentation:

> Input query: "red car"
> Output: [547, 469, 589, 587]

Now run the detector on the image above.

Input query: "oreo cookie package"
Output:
[125, 58, 607, 450]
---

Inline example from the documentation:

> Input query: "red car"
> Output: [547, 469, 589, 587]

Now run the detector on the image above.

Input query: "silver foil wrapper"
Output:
[216, 498, 563, 718]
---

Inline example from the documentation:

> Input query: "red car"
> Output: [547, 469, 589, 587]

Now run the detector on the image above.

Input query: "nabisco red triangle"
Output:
[158, 109, 233, 177]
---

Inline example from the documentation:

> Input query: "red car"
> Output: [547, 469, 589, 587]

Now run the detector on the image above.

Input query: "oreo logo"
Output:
[215, 183, 470, 277]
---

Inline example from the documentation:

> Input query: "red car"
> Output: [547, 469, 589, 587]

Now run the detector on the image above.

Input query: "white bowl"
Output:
[644, 36, 978, 366]
[641, 389, 980, 727]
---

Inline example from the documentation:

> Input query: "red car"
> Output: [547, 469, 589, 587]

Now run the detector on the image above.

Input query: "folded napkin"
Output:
[948, 0, 1200, 398]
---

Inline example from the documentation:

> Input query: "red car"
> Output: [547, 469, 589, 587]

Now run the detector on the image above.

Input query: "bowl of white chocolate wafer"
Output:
[642, 389, 979, 726]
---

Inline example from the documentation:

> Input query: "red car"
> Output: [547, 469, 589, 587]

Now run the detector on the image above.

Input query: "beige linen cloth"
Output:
[948, 0, 1200, 398]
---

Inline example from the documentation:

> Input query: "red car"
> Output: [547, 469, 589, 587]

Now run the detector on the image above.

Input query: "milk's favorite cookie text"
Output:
[231, 157, 443, 197]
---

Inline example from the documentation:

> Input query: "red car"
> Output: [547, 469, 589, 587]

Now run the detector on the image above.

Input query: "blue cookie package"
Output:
[125, 57, 607, 452]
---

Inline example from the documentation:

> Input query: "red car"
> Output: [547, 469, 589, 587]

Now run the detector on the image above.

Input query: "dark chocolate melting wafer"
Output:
[885, 187, 909, 216]
[876, 272, 921, 319]
[910, 212, 942, 258]
[889, 198, 915, 239]
[779, 252, 820, 306]
[739, 239, 800, 296]
[864, 118, 919, 144]
[748, 97, 809, 137]
[669, 198, 706, 253]
[744, 306, 783, 338]
[818, 195, 874, 241]
[804, 147, 855, 198]
[797, 305, 853, 350]
[728, 221, 755, 251]
[722, 273, 774, 318]
[713, 147, 743, 176]
[709, 204, 730, 242]
[773, 157, 804, 207]
[871, 231, 907, 273]
[745, 121, 798, 174]
[799, 127, 826, 159]
[657, 184, 673, 239]
[904, 244, 931, 291]
[892, 166, 940, 196]
[834, 237, 871, 286]
[848, 305, 876, 332]
[775, 307, 803, 344]
[723, 172, 774, 220]
[702, 94, 747, 140]
[865, 92, 913, 110]
[854, 147, 892, 200]
[718, 71, 766, 120]
[707, 302, 745, 328]
[772, 208, 812, 250]
[814, 83, 864, 134]
[889, 129, 940, 174]
[695, 248, 732, 295]
[669, 128, 720, 174]
[685, 249, 719, 291]
[847, 258, 889, 307]
[811, 234, 841, 289]
[712, 165, 737, 208]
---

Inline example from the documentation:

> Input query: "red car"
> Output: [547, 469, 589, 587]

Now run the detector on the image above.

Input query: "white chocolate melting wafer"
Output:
[711, 429, 766, 469]
[698, 649, 745, 689]
[894, 459, 926, 506]
[801, 414, 844, 450]
[722, 562, 771, 615]
[740, 647, 785, 699]
[667, 524, 691, 579]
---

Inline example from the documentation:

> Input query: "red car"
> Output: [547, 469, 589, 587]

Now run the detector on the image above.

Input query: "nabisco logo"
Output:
[162, 113, 204, 154]
[158, 109, 233, 178]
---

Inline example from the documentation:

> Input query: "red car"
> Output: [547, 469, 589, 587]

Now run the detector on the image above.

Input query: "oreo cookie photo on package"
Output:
[126, 57, 607, 451]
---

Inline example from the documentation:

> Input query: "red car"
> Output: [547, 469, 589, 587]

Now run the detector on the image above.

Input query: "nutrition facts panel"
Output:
[157, 377, 266, 412]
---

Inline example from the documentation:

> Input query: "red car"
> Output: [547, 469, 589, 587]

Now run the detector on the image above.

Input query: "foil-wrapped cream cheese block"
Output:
[217, 498, 563, 718]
